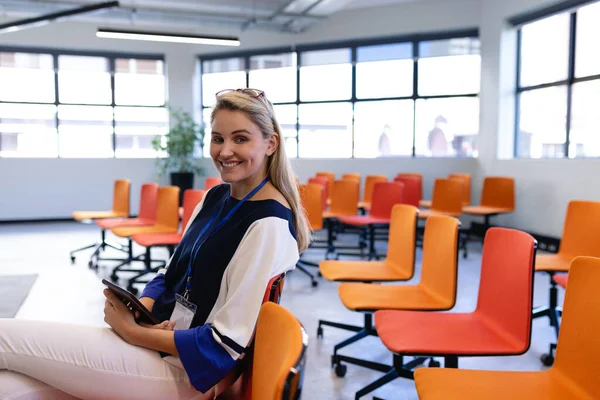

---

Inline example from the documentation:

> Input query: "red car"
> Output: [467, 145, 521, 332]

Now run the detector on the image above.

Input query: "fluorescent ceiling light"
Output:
[96, 28, 240, 46]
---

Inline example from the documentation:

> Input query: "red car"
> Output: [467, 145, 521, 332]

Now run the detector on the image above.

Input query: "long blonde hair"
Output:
[211, 90, 311, 252]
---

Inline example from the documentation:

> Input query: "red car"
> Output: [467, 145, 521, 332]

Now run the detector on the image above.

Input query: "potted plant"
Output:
[152, 105, 205, 205]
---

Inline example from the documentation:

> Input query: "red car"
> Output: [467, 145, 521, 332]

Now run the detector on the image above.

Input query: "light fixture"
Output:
[96, 28, 241, 47]
[0, 1, 119, 34]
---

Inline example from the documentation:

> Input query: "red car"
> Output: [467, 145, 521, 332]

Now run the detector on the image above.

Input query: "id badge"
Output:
[170, 294, 197, 330]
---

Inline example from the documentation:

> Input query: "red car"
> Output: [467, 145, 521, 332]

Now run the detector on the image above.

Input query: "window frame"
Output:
[0, 45, 165, 158]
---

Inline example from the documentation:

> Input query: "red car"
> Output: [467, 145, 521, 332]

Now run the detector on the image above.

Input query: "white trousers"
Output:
[0, 319, 212, 400]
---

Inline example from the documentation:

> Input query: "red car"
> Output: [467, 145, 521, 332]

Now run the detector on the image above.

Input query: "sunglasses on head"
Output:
[215, 88, 274, 120]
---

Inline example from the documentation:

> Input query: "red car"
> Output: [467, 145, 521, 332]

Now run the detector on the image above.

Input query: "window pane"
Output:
[115, 58, 166, 106]
[0, 52, 55, 103]
[202, 58, 246, 106]
[58, 105, 113, 158]
[356, 43, 413, 99]
[518, 86, 567, 158]
[354, 100, 414, 158]
[570, 80, 600, 157]
[114, 107, 169, 158]
[300, 49, 352, 101]
[418, 39, 480, 96]
[273, 104, 297, 158]
[249, 53, 297, 103]
[298, 103, 352, 158]
[202, 108, 213, 158]
[520, 14, 570, 87]
[58, 55, 112, 104]
[575, 2, 600, 78]
[0, 103, 57, 157]
[415, 97, 479, 157]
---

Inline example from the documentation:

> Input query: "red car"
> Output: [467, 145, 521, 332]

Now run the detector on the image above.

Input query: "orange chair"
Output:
[341, 173, 361, 183]
[322, 180, 360, 259]
[356, 228, 536, 399]
[420, 173, 471, 208]
[308, 176, 329, 211]
[414, 256, 600, 400]
[336, 182, 404, 260]
[417, 178, 463, 219]
[92, 182, 159, 269]
[70, 179, 130, 265]
[358, 174, 387, 211]
[396, 173, 422, 200]
[316, 171, 335, 204]
[325, 215, 459, 377]
[205, 177, 223, 190]
[463, 176, 515, 227]
[533, 200, 600, 366]
[394, 175, 421, 208]
[107, 186, 180, 281]
[124, 189, 205, 293]
[295, 183, 323, 287]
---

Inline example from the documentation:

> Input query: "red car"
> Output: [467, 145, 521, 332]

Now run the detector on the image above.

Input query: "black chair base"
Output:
[318, 314, 377, 361]
[296, 262, 318, 287]
[70, 229, 128, 268]
[533, 272, 563, 366]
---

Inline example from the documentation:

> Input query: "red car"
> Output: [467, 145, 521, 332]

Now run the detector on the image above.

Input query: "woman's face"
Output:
[210, 109, 278, 184]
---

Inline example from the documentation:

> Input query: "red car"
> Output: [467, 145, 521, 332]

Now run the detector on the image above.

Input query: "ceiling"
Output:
[0, 0, 419, 34]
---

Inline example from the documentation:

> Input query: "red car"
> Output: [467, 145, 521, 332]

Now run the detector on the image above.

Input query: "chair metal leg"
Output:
[317, 313, 376, 351]
[354, 354, 415, 399]
[296, 263, 318, 287]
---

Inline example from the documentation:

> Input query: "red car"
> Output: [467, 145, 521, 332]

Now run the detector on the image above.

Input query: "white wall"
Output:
[0, 0, 481, 221]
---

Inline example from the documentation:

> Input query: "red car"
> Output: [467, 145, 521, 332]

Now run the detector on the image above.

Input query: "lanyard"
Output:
[183, 177, 269, 299]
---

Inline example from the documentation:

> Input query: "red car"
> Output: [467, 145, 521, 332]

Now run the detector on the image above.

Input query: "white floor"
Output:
[0, 221, 561, 400]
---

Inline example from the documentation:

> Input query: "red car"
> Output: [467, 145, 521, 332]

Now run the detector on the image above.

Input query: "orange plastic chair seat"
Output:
[96, 217, 155, 230]
[323, 210, 355, 219]
[535, 253, 574, 272]
[132, 232, 183, 247]
[72, 210, 128, 221]
[463, 205, 513, 215]
[375, 310, 526, 355]
[415, 369, 581, 400]
[339, 284, 452, 312]
[418, 209, 461, 218]
[337, 215, 390, 226]
[320, 260, 412, 282]
[112, 224, 178, 238]
[419, 200, 432, 208]
[553, 273, 568, 288]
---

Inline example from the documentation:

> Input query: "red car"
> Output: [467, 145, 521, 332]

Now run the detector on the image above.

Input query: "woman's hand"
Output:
[140, 320, 176, 330]
[103, 289, 141, 344]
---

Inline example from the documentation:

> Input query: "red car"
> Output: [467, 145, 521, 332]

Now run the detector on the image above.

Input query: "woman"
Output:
[0, 89, 310, 399]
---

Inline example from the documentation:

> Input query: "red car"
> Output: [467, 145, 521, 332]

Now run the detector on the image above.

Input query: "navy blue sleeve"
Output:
[174, 325, 236, 393]
[140, 274, 166, 300]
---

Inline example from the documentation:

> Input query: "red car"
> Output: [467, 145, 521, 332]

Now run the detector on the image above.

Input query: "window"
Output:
[202, 58, 246, 107]
[249, 53, 297, 103]
[0, 52, 54, 103]
[58, 55, 112, 105]
[0, 103, 57, 157]
[115, 58, 166, 106]
[273, 104, 298, 158]
[356, 43, 413, 99]
[300, 49, 352, 101]
[516, 5, 600, 158]
[299, 103, 352, 158]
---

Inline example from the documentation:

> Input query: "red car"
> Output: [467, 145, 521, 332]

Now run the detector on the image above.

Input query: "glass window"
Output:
[115, 58, 166, 106]
[114, 106, 169, 158]
[300, 49, 352, 101]
[356, 43, 413, 99]
[58, 105, 113, 158]
[202, 58, 246, 107]
[249, 53, 297, 103]
[569, 80, 600, 157]
[298, 103, 352, 158]
[575, 2, 600, 78]
[518, 86, 568, 158]
[418, 38, 481, 96]
[0, 103, 57, 157]
[353, 100, 414, 157]
[273, 104, 298, 158]
[520, 14, 570, 87]
[0, 52, 55, 103]
[415, 97, 479, 157]
[58, 55, 112, 104]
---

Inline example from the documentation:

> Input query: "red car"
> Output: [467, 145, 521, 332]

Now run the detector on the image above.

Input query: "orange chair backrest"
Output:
[395, 173, 422, 199]
[553, 256, 600, 398]
[205, 177, 223, 190]
[308, 177, 328, 211]
[369, 182, 404, 220]
[112, 179, 130, 216]
[329, 180, 359, 216]
[475, 228, 536, 354]
[448, 173, 471, 205]
[430, 179, 463, 215]
[299, 183, 323, 231]
[362, 175, 387, 204]
[251, 302, 307, 400]
[181, 189, 205, 232]
[479, 176, 515, 210]
[316, 172, 335, 200]
[138, 183, 159, 221]
[558, 200, 600, 258]
[155, 186, 180, 230]
[341, 173, 361, 183]
[386, 204, 418, 278]
[394, 176, 421, 208]
[419, 215, 459, 309]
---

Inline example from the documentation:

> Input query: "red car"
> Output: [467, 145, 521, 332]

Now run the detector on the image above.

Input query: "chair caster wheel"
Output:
[463, 251, 468, 259]
[70, 256, 76, 264]
[311, 280, 318, 287]
[318, 271, 322, 277]
[540, 353, 554, 366]
[317, 326, 323, 339]
[428, 359, 441, 368]
[88, 260, 95, 269]
[335, 363, 347, 378]
[110, 274, 118, 282]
